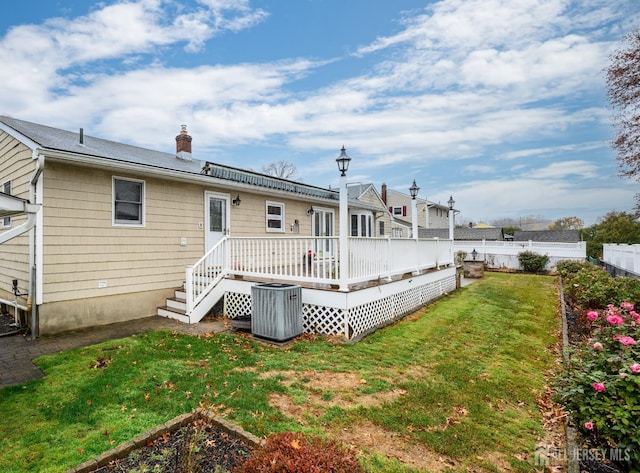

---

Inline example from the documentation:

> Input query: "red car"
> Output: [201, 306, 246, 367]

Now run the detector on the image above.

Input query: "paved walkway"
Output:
[0, 316, 229, 389]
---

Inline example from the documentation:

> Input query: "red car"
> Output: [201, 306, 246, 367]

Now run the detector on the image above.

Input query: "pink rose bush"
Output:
[614, 334, 637, 346]
[586, 310, 599, 321]
[555, 300, 640, 465]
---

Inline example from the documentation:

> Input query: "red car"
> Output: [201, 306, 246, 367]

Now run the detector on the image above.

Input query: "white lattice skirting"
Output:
[224, 267, 457, 340]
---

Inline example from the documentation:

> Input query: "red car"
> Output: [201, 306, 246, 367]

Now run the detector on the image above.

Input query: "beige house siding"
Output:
[41, 162, 206, 304]
[386, 189, 450, 229]
[0, 132, 34, 302]
[355, 187, 392, 237]
[229, 194, 321, 237]
[34, 161, 336, 333]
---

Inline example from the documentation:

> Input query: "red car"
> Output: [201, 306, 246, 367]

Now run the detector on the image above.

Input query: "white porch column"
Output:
[339, 171, 349, 291]
[447, 195, 455, 241]
[336, 147, 351, 292]
[412, 199, 418, 239]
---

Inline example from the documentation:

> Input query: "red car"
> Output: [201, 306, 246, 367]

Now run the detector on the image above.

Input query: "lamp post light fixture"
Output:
[336, 146, 351, 176]
[409, 180, 420, 239]
[448, 194, 455, 241]
[471, 248, 478, 260]
[409, 180, 420, 199]
[336, 146, 351, 291]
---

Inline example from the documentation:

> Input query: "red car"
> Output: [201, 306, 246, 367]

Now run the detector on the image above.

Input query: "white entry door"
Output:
[205, 192, 230, 252]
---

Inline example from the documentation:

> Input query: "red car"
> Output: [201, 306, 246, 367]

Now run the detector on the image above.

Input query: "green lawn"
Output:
[0, 272, 559, 472]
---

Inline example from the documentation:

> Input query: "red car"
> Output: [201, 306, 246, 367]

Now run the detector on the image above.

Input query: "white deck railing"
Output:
[185, 238, 229, 315]
[186, 236, 454, 315]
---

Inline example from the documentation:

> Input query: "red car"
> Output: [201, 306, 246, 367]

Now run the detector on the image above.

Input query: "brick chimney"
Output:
[175, 124, 192, 161]
[381, 182, 387, 204]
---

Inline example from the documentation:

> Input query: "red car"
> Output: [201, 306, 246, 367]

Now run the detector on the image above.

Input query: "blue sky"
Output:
[1, 0, 639, 226]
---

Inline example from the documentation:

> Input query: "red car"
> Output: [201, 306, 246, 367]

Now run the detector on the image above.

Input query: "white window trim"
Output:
[392, 206, 403, 216]
[265, 201, 285, 233]
[351, 210, 373, 237]
[2, 180, 11, 228]
[112, 176, 146, 227]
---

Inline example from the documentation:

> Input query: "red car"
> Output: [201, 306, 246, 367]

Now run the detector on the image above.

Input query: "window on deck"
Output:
[266, 201, 285, 232]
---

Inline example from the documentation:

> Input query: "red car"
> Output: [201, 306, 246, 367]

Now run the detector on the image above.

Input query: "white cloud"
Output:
[0, 0, 638, 225]
[499, 141, 608, 161]
[526, 160, 599, 179]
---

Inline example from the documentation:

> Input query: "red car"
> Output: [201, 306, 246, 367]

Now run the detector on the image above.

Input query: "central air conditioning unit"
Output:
[251, 283, 302, 342]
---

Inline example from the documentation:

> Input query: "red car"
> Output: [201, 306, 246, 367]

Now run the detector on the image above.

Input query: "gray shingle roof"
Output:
[419, 227, 504, 240]
[0, 116, 337, 201]
[512, 230, 580, 242]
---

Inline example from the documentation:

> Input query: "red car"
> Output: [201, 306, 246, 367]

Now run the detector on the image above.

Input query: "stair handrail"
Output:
[185, 237, 229, 315]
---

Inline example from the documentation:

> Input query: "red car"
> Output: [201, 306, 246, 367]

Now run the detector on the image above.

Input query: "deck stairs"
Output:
[157, 288, 190, 324]
[157, 271, 228, 324]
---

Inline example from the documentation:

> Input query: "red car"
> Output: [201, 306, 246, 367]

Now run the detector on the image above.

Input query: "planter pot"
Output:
[463, 260, 484, 278]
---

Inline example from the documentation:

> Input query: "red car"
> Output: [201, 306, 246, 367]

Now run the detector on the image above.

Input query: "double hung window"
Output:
[113, 177, 145, 226]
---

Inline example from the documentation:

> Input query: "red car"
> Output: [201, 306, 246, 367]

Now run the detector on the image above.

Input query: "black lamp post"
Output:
[336, 146, 351, 177]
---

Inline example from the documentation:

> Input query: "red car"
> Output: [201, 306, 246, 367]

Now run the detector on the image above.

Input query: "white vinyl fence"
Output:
[453, 240, 586, 271]
[602, 244, 640, 276]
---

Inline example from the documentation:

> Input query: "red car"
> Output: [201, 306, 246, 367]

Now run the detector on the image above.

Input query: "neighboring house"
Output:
[346, 183, 393, 237]
[472, 222, 495, 229]
[419, 227, 505, 241]
[382, 184, 452, 232]
[0, 116, 456, 339]
[513, 230, 581, 242]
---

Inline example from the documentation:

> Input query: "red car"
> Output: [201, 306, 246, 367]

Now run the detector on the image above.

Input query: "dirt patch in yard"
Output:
[261, 369, 407, 416]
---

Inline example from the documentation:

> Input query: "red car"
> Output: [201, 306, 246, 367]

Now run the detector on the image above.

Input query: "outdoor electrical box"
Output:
[251, 283, 302, 342]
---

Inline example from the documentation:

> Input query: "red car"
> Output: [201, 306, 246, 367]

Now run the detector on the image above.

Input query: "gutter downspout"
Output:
[29, 152, 44, 338]
[0, 207, 38, 244]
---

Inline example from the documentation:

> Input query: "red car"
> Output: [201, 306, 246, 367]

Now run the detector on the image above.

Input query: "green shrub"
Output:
[556, 260, 594, 279]
[517, 251, 550, 273]
[614, 277, 640, 307]
[554, 303, 640, 466]
[232, 432, 364, 473]
[564, 266, 617, 310]
[563, 265, 640, 311]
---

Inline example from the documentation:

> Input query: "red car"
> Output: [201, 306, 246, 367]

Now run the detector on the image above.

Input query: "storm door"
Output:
[205, 192, 230, 252]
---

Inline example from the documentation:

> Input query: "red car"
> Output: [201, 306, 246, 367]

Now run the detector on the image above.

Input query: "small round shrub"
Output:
[517, 251, 550, 273]
[232, 431, 364, 473]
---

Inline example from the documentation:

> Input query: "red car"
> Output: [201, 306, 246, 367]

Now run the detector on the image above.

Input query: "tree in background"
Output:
[262, 160, 299, 180]
[548, 216, 584, 230]
[580, 211, 640, 259]
[606, 29, 640, 215]
[501, 226, 521, 237]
